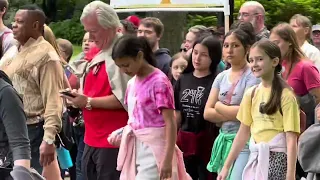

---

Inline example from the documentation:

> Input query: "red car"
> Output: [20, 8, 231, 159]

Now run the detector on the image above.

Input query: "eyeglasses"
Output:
[237, 13, 259, 19]
[180, 48, 187, 52]
[313, 31, 320, 37]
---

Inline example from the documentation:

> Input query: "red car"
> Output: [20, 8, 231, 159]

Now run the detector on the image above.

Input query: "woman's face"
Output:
[269, 33, 291, 58]
[171, 57, 188, 80]
[223, 33, 247, 65]
[82, 32, 95, 54]
[192, 43, 211, 72]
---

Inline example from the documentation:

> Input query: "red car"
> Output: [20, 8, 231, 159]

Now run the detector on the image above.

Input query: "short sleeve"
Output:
[236, 87, 254, 126]
[174, 77, 181, 110]
[212, 71, 224, 89]
[302, 62, 320, 91]
[281, 89, 300, 133]
[3, 33, 15, 54]
[153, 79, 175, 112]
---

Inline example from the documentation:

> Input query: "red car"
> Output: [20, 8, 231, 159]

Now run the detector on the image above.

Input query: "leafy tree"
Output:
[186, 14, 218, 30]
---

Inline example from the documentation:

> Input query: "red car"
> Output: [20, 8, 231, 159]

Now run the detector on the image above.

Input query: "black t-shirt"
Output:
[174, 72, 216, 133]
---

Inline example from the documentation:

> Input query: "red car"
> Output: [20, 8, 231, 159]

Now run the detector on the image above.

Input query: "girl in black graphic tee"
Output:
[174, 35, 222, 180]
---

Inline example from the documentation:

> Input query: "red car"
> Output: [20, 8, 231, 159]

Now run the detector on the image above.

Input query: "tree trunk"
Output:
[151, 11, 187, 55]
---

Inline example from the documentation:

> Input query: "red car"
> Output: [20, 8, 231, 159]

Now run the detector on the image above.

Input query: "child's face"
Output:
[82, 32, 95, 54]
[171, 57, 188, 80]
[249, 47, 279, 79]
[114, 52, 144, 77]
[223, 34, 247, 65]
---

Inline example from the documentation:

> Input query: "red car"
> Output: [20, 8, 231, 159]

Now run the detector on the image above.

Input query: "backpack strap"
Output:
[251, 85, 258, 101]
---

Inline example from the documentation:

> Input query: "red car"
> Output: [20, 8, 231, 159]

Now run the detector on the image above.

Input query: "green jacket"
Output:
[207, 130, 237, 179]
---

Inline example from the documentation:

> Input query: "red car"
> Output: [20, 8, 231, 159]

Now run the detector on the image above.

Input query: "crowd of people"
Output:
[0, 0, 320, 180]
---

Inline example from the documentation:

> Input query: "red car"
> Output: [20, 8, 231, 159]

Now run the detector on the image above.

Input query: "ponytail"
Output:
[140, 37, 157, 67]
[260, 65, 284, 115]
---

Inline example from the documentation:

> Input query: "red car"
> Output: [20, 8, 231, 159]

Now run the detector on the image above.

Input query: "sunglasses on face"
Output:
[180, 48, 188, 52]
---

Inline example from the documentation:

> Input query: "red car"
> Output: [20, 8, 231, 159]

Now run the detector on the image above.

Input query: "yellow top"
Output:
[237, 85, 300, 143]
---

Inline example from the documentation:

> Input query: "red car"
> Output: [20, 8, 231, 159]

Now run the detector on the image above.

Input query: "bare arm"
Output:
[90, 95, 124, 109]
[162, 109, 177, 164]
[175, 110, 182, 128]
[285, 132, 298, 180]
[204, 88, 229, 123]
[222, 123, 250, 170]
[309, 87, 320, 104]
[215, 101, 240, 120]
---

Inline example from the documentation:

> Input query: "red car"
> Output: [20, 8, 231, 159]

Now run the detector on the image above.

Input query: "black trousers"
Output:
[184, 155, 217, 180]
[82, 144, 120, 180]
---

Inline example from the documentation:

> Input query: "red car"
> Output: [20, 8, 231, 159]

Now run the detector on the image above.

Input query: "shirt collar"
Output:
[20, 36, 44, 52]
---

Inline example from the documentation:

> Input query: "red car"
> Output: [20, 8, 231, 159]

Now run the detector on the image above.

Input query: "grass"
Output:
[72, 45, 82, 58]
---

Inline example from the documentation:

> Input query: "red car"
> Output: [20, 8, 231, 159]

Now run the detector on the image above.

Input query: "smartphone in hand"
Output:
[59, 89, 76, 98]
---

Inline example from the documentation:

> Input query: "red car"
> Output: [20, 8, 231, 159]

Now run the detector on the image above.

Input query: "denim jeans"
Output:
[229, 149, 250, 179]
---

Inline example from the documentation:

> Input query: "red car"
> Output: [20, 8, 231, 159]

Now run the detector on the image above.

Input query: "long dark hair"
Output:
[183, 35, 222, 75]
[112, 35, 157, 67]
[251, 40, 289, 115]
[223, 27, 256, 69]
[230, 21, 256, 43]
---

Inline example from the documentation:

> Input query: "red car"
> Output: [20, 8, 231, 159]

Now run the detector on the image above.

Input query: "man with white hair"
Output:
[61, 1, 131, 180]
[238, 1, 270, 40]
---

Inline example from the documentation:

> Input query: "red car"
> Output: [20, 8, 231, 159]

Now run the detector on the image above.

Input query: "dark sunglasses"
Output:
[180, 48, 188, 52]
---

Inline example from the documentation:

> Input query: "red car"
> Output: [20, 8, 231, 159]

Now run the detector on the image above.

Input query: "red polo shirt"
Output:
[83, 62, 128, 148]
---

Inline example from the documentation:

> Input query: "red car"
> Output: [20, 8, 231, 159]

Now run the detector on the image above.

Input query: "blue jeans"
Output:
[76, 135, 85, 180]
[27, 122, 44, 174]
[229, 150, 250, 179]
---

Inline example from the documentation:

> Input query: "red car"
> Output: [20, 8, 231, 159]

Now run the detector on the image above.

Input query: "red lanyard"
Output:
[225, 66, 248, 105]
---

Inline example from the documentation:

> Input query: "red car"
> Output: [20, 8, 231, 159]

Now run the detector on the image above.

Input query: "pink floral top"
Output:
[125, 69, 174, 129]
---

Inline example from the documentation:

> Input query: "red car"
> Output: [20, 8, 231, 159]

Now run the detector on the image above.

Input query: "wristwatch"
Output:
[85, 97, 93, 110]
[44, 139, 54, 145]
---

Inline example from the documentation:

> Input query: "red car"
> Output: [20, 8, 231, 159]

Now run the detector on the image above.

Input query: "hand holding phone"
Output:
[59, 89, 76, 98]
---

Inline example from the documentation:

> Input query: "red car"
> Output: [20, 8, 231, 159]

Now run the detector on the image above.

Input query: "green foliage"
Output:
[234, 0, 320, 29]
[72, 45, 82, 58]
[49, 18, 85, 45]
[186, 14, 218, 30]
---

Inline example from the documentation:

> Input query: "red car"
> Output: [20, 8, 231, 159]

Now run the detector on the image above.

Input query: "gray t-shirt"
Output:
[212, 68, 260, 133]
[0, 28, 15, 55]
